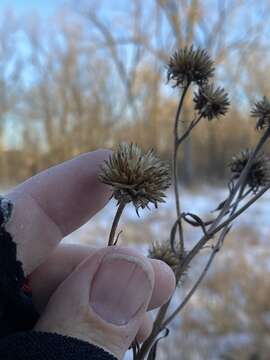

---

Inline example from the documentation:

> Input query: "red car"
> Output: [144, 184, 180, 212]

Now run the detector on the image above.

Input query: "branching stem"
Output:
[163, 233, 223, 327]
[108, 202, 126, 246]
[138, 153, 270, 359]
[176, 184, 270, 287]
[177, 114, 203, 145]
[162, 184, 270, 327]
[172, 84, 189, 255]
[174, 127, 270, 280]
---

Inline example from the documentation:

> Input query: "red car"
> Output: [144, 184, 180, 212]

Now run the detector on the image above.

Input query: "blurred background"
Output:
[2, 0, 270, 359]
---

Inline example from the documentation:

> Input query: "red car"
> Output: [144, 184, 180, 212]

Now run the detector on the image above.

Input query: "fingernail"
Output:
[89, 254, 151, 325]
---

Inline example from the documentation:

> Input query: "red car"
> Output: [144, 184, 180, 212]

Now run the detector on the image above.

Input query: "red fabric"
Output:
[21, 276, 32, 294]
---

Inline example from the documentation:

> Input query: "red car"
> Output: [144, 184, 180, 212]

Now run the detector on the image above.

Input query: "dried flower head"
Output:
[193, 84, 230, 120]
[148, 240, 184, 274]
[167, 46, 215, 87]
[230, 149, 270, 192]
[99, 143, 171, 213]
[251, 96, 270, 130]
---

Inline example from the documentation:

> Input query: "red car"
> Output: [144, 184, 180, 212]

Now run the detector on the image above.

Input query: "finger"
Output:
[135, 313, 153, 343]
[30, 244, 97, 312]
[5, 150, 112, 274]
[150, 259, 176, 309]
[30, 245, 176, 313]
[34, 247, 155, 359]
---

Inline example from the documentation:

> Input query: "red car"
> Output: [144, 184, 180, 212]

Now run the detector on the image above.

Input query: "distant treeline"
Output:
[2, 110, 264, 185]
[0, 2, 270, 185]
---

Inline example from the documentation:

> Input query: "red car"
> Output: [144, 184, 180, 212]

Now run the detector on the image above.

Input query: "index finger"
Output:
[5, 149, 112, 275]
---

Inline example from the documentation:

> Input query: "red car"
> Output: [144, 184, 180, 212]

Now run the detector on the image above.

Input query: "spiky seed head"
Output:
[99, 143, 171, 213]
[251, 96, 270, 130]
[167, 46, 215, 88]
[193, 84, 230, 120]
[230, 149, 270, 192]
[148, 240, 184, 274]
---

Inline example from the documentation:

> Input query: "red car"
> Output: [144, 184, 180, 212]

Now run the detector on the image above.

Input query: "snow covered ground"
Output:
[62, 185, 270, 359]
[63, 184, 270, 248]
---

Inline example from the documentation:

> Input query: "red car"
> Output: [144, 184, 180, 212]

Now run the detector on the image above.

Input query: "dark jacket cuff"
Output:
[0, 331, 117, 360]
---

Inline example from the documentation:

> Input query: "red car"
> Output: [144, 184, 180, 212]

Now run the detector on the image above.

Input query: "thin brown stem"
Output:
[163, 172, 258, 327]
[208, 127, 270, 231]
[164, 252, 216, 327]
[151, 131, 270, 358]
[163, 175, 257, 328]
[177, 184, 270, 284]
[172, 84, 189, 255]
[163, 226, 230, 327]
[174, 127, 270, 279]
[138, 98, 270, 360]
[137, 85, 191, 359]
[212, 185, 270, 236]
[214, 187, 253, 214]
[135, 324, 161, 359]
[108, 202, 126, 246]
[177, 114, 203, 145]
[138, 161, 270, 360]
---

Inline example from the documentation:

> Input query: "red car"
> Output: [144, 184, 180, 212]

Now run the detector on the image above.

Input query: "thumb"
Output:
[34, 247, 154, 359]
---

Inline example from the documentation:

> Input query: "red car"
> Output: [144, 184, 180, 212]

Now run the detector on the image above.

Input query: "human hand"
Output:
[5, 150, 175, 359]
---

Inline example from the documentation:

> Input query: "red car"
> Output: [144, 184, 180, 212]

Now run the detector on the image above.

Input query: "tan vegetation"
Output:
[0, 1, 270, 185]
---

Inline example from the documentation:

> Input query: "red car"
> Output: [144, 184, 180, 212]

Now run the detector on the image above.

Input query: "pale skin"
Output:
[4, 149, 176, 359]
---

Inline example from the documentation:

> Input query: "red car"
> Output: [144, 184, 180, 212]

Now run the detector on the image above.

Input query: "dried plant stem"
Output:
[176, 184, 270, 288]
[136, 85, 192, 358]
[162, 228, 227, 328]
[211, 185, 270, 237]
[162, 184, 270, 328]
[135, 322, 162, 359]
[137, 171, 270, 359]
[173, 84, 189, 255]
[175, 127, 270, 274]
[223, 187, 252, 214]
[108, 202, 126, 246]
[138, 86, 236, 359]
[182, 185, 251, 229]
[212, 127, 270, 227]
[137, 265, 188, 357]
[177, 114, 203, 145]
[138, 73, 269, 359]
[228, 127, 270, 213]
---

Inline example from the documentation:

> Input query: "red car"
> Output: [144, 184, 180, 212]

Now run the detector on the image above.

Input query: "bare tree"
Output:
[77, 0, 270, 181]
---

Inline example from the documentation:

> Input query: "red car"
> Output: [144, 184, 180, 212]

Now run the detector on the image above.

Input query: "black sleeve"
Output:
[0, 331, 116, 360]
[0, 197, 116, 360]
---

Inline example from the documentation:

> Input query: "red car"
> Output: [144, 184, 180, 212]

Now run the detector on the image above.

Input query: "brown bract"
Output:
[251, 96, 270, 130]
[193, 84, 230, 120]
[230, 149, 270, 193]
[167, 46, 215, 88]
[99, 143, 171, 214]
[148, 240, 183, 274]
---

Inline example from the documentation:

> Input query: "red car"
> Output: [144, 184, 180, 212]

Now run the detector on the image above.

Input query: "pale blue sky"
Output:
[0, 0, 129, 17]
[0, 0, 130, 149]
[0, 0, 60, 16]
[0, 1, 65, 148]
[0, 0, 268, 149]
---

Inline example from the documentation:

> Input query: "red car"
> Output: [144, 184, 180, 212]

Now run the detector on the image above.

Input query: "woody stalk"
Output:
[99, 46, 270, 359]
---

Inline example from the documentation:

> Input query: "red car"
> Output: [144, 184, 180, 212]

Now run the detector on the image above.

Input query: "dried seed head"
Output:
[167, 46, 215, 88]
[193, 84, 230, 120]
[148, 240, 184, 274]
[99, 143, 171, 213]
[230, 149, 270, 192]
[251, 96, 270, 130]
